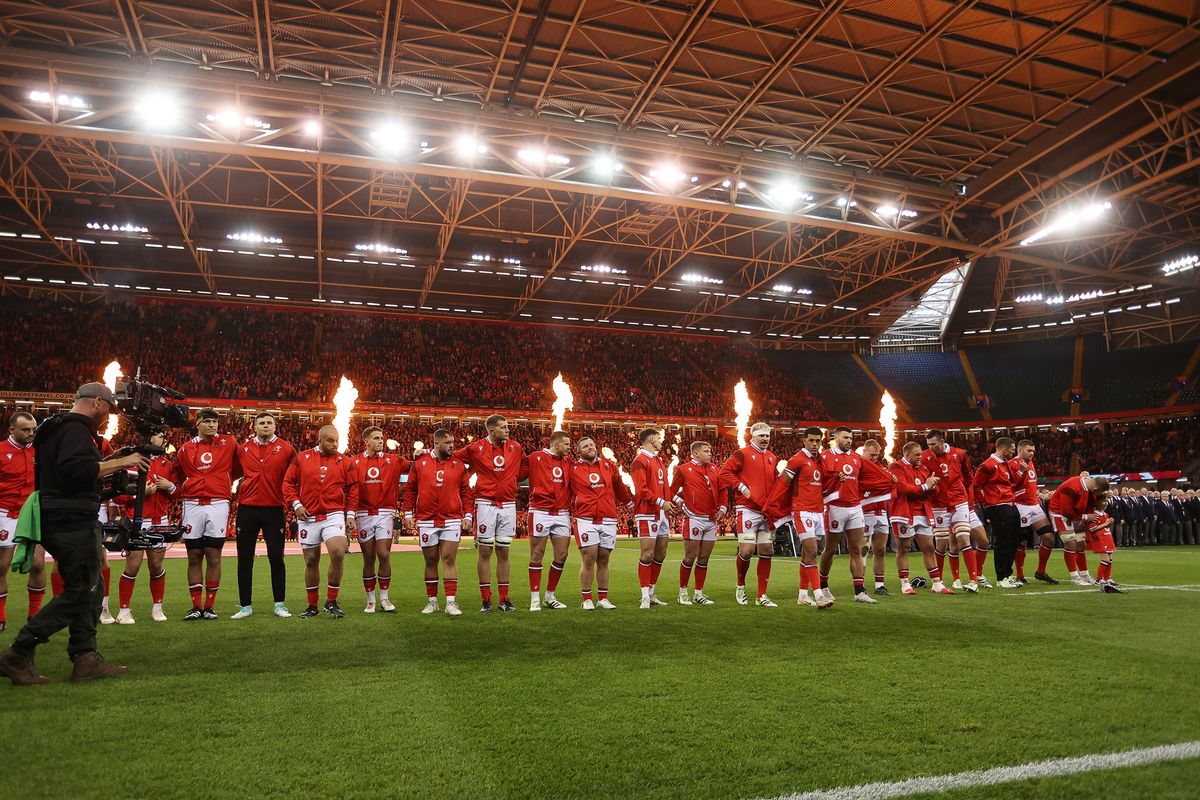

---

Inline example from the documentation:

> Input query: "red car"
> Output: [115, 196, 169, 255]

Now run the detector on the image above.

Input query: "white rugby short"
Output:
[474, 501, 516, 546]
[735, 508, 773, 545]
[0, 509, 18, 549]
[354, 511, 395, 542]
[635, 511, 671, 539]
[298, 513, 347, 548]
[417, 519, 462, 547]
[574, 518, 617, 550]
[969, 509, 984, 530]
[932, 502, 970, 532]
[792, 510, 824, 542]
[530, 509, 572, 539]
[682, 513, 718, 543]
[862, 502, 890, 536]
[827, 504, 865, 534]
[1017, 503, 1048, 528]
[1049, 512, 1084, 543]
[182, 499, 230, 542]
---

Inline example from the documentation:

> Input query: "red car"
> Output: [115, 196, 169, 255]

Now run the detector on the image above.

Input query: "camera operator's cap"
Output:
[76, 382, 117, 405]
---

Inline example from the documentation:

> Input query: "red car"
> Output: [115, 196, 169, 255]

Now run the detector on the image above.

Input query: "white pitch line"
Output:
[1008, 583, 1200, 597]
[765, 740, 1200, 800]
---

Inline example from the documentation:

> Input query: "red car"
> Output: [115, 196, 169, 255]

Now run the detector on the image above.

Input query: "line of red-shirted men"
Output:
[0, 411, 1123, 628]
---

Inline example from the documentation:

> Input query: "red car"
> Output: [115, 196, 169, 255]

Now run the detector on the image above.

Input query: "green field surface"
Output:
[2, 541, 1197, 800]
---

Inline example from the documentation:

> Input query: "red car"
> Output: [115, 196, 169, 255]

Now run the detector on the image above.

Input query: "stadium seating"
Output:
[963, 338, 1075, 419]
[757, 349, 877, 420]
[1082, 338, 1193, 413]
[859, 351, 974, 421]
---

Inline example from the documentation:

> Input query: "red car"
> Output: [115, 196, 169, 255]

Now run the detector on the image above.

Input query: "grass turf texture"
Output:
[1, 541, 1197, 800]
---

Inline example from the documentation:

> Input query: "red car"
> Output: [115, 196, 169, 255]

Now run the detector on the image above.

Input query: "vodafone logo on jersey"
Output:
[200, 451, 214, 465]
[656, 468, 664, 481]
[435, 469, 445, 484]
[551, 466, 563, 479]
[367, 466, 381, 480]
[812, 469, 821, 482]
[493, 455, 506, 469]
[588, 472, 600, 484]
[841, 463, 853, 475]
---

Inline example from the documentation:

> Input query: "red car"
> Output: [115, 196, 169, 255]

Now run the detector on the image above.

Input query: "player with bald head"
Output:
[284, 425, 353, 619]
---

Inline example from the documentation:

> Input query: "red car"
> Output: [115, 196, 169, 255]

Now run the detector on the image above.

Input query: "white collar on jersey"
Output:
[750, 442, 768, 454]
[252, 435, 278, 445]
[801, 447, 816, 458]
[7, 436, 30, 449]
[831, 445, 850, 455]
[638, 448, 658, 459]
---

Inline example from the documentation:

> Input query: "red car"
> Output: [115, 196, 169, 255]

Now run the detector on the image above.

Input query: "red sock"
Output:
[102, 565, 111, 596]
[598, 587, 608, 600]
[581, 589, 593, 602]
[27, 586, 45, 617]
[1076, 553, 1088, 573]
[898, 568, 910, 582]
[0, 593, 6, 623]
[853, 577, 865, 594]
[547, 562, 564, 593]
[378, 577, 390, 592]
[425, 579, 439, 598]
[806, 563, 821, 591]
[756, 556, 772, 597]
[364, 576, 377, 594]
[694, 563, 708, 591]
[498, 582, 509, 602]
[638, 560, 652, 588]
[930, 564, 942, 581]
[326, 584, 340, 603]
[798, 564, 809, 590]
[1014, 546, 1027, 579]
[974, 548, 987, 580]
[189, 583, 203, 608]
[1102, 561, 1113, 581]
[679, 560, 694, 589]
[528, 562, 543, 592]
[735, 553, 751, 586]
[445, 579, 457, 597]
[306, 585, 319, 606]
[149, 570, 165, 604]
[119, 572, 136, 609]
[204, 583, 219, 608]
[1064, 550, 1077, 572]
[51, 571, 64, 597]
[949, 552, 962, 580]
[481, 584, 493, 602]
[650, 559, 664, 587]
[935, 551, 945, 576]
[1037, 543, 1053, 573]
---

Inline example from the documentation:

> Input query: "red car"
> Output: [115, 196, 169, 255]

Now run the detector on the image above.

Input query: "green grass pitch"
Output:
[2, 541, 1198, 799]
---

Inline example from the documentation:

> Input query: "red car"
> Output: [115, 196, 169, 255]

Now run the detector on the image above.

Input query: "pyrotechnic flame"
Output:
[601, 446, 636, 492]
[551, 372, 574, 432]
[101, 360, 123, 440]
[331, 376, 358, 453]
[733, 379, 752, 448]
[665, 429, 680, 486]
[412, 440, 424, 454]
[879, 390, 898, 463]
[386, 438, 399, 451]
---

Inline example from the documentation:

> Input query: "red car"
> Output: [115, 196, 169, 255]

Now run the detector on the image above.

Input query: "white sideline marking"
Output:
[1010, 583, 1200, 597]
[766, 740, 1200, 800]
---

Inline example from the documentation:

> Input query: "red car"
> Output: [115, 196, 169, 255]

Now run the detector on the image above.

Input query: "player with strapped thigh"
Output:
[818, 426, 875, 604]
[1084, 501, 1122, 593]
[569, 436, 633, 610]
[768, 426, 832, 609]
[525, 430, 573, 611]
[1008, 439, 1058, 585]
[718, 422, 779, 607]
[284, 426, 352, 619]
[629, 428, 677, 609]
[920, 429, 983, 593]
[669, 440, 725, 606]
[171, 408, 240, 620]
[858, 440, 897, 596]
[405, 429, 473, 617]
[1048, 473, 1109, 586]
[232, 411, 297, 620]
[455, 414, 526, 613]
[889, 441, 949, 594]
[115, 432, 176, 624]
[347, 426, 410, 614]
[0, 412, 41, 632]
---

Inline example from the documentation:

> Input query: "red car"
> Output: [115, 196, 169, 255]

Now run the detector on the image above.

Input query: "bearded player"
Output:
[115, 431, 176, 623]
[284, 425, 352, 619]
[405, 429, 473, 617]
[719, 422, 779, 607]
[0, 412, 41, 631]
[858, 439, 897, 595]
[819, 426, 875, 604]
[629, 428, 677, 609]
[526, 431, 573, 611]
[768, 427, 832, 609]
[1009, 439, 1058, 585]
[1049, 473, 1109, 586]
[921, 430, 984, 593]
[569, 436, 633, 610]
[669, 440, 725, 606]
[347, 427, 410, 613]
[889, 442, 948, 594]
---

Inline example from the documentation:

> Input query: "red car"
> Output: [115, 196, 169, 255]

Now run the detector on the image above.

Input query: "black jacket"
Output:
[1154, 498, 1177, 524]
[34, 412, 102, 528]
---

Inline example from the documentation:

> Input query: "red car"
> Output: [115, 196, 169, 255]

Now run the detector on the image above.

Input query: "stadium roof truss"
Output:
[875, 261, 971, 347]
[0, 0, 1196, 349]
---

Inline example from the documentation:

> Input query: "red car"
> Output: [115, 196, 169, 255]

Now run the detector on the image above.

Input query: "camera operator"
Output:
[0, 383, 149, 686]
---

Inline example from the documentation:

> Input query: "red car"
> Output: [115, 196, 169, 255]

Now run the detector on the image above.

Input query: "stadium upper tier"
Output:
[3, 297, 1196, 423]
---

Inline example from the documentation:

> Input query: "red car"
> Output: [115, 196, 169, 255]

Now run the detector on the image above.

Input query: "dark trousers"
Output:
[986, 504, 1021, 580]
[15, 524, 103, 660]
[235, 505, 287, 606]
